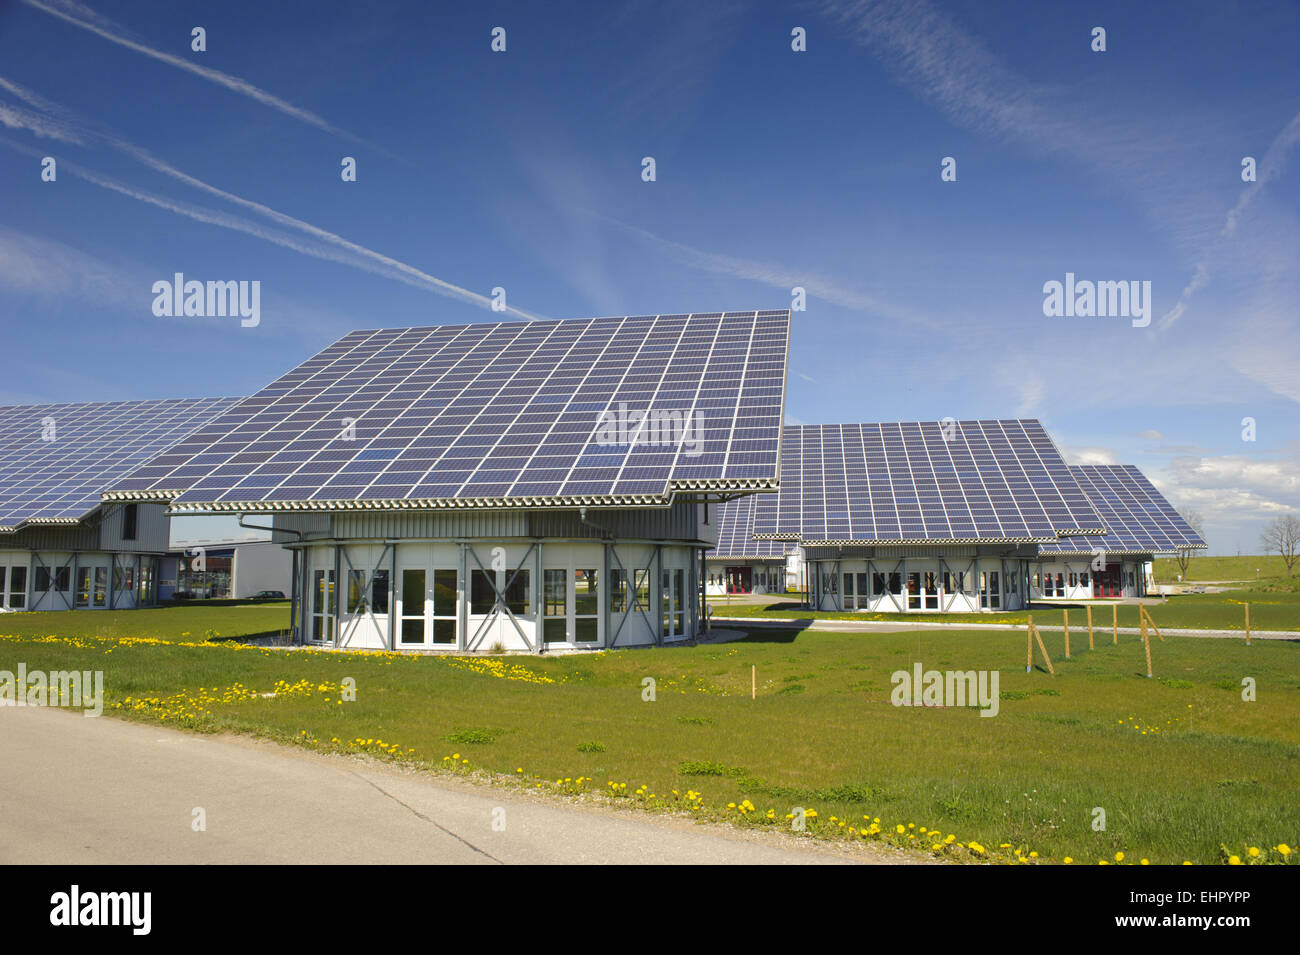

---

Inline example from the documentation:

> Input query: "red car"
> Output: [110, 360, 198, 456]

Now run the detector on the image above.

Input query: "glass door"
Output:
[923, 571, 939, 609]
[398, 568, 427, 647]
[311, 569, 335, 642]
[76, 567, 92, 607]
[544, 569, 567, 644]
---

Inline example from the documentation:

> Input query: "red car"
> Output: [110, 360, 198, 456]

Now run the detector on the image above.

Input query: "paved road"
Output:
[0, 706, 883, 865]
[710, 616, 1298, 640]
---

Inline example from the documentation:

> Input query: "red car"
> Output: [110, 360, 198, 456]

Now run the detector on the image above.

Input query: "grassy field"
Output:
[710, 585, 1300, 632]
[2, 605, 1297, 865]
[0, 599, 290, 641]
[1153, 555, 1295, 581]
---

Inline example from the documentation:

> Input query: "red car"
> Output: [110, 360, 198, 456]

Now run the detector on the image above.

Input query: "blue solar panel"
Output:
[707, 494, 787, 559]
[753, 420, 1105, 545]
[106, 311, 790, 510]
[1041, 465, 1207, 556]
[0, 397, 241, 532]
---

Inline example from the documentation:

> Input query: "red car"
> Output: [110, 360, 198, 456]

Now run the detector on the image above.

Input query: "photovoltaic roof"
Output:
[0, 396, 241, 533]
[753, 420, 1105, 545]
[105, 311, 790, 511]
[707, 494, 788, 560]
[1040, 465, 1207, 557]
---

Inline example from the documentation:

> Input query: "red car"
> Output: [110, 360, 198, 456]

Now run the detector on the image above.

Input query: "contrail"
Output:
[22, 0, 368, 145]
[0, 136, 543, 320]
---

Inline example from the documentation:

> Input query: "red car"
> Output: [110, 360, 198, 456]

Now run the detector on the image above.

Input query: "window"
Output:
[504, 570, 530, 616]
[348, 570, 366, 614]
[122, 502, 138, 541]
[371, 569, 389, 614]
[35, 567, 51, 591]
[471, 569, 497, 614]
[123, 567, 134, 592]
[873, 572, 886, 594]
[1068, 572, 1078, 588]
[889, 573, 902, 595]
[7, 566, 26, 609]
[93, 567, 107, 607]
[1080, 572, 1088, 588]
[76, 567, 91, 606]
[611, 569, 629, 613]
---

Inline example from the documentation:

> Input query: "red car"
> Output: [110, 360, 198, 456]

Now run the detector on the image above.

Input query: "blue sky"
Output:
[1, 0, 1297, 555]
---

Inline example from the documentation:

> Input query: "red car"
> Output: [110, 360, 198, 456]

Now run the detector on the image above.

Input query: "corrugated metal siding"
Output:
[0, 522, 100, 551]
[271, 513, 331, 539]
[100, 502, 171, 552]
[325, 502, 700, 542]
[332, 511, 531, 540]
[804, 543, 1039, 561]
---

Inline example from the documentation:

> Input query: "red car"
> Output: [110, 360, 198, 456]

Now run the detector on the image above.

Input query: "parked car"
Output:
[251, 590, 286, 599]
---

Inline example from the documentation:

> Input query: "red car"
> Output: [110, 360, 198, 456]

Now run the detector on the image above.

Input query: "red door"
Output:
[1093, 564, 1122, 597]
[725, 567, 752, 594]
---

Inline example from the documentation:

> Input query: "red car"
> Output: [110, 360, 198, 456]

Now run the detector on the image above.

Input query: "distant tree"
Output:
[1259, 514, 1300, 576]
[1174, 509, 1206, 579]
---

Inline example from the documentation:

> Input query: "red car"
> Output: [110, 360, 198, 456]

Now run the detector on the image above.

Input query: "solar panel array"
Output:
[1041, 465, 1206, 556]
[106, 312, 789, 510]
[753, 420, 1105, 545]
[0, 397, 241, 532]
[707, 494, 788, 560]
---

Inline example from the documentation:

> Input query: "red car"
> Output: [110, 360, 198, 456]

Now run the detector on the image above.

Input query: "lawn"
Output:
[2, 605, 1297, 865]
[1153, 555, 1295, 582]
[709, 584, 1300, 632]
[0, 599, 290, 641]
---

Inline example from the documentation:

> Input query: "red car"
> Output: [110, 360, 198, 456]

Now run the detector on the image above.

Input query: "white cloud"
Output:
[1165, 454, 1300, 499]
[1136, 429, 1164, 441]
[0, 225, 137, 307]
[1062, 446, 1118, 467]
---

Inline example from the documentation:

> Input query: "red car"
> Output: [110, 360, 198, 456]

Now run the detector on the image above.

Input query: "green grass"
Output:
[1153, 555, 1296, 582]
[2, 604, 1297, 865]
[710, 585, 1300, 631]
[0, 599, 290, 641]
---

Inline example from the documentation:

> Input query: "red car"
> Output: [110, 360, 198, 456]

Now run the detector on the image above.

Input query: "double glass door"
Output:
[398, 567, 458, 647]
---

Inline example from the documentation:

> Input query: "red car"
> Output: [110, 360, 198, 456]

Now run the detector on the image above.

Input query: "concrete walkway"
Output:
[0, 706, 894, 865]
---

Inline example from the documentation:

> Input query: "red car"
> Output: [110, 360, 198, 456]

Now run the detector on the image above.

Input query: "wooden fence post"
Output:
[1142, 613, 1153, 678]
[1245, 603, 1251, 646]
[1112, 603, 1119, 645]
[1087, 604, 1094, 650]
[1026, 615, 1034, 672]
[1063, 609, 1070, 658]
[1032, 623, 1056, 675]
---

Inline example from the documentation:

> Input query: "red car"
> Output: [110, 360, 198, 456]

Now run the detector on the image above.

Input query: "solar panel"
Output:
[707, 494, 787, 559]
[753, 420, 1105, 545]
[105, 311, 790, 511]
[0, 396, 241, 532]
[1041, 465, 1207, 556]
